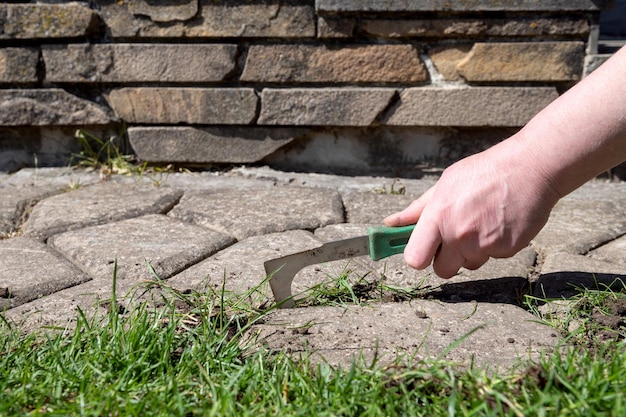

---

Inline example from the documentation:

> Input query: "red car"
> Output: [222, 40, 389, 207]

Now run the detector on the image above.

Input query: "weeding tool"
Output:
[265, 225, 415, 308]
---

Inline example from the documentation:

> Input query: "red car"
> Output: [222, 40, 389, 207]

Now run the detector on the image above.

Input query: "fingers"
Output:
[404, 213, 490, 277]
[383, 186, 435, 227]
[432, 243, 466, 279]
[403, 216, 441, 270]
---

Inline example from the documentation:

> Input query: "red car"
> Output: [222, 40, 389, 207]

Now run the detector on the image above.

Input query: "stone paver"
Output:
[23, 182, 183, 240]
[169, 186, 344, 240]
[589, 235, 626, 266]
[1, 167, 625, 372]
[0, 237, 91, 309]
[244, 301, 559, 371]
[49, 214, 235, 283]
[533, 184, 626, 254]
[0, 89, 114, 126]
[0, 167, 100, 235]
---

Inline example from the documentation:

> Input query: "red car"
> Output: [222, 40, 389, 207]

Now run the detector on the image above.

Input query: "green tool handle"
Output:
[367, 225, 416, 261]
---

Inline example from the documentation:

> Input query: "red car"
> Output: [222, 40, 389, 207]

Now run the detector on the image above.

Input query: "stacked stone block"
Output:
[0, 1, 612, 174]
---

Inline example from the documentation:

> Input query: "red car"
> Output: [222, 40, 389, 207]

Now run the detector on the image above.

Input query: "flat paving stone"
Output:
[588, 234, 626, 266]
[5, 279, 139, 332]
[48, 214, 235, 284]
[169, 186, 344, 240]
[532, 252, 626, 299]
[342, 191, 420, 223]
[0, 168, 98, 235]
[0, 237, 91, 309]
[0, 184, 61, 235]
[245, 301, 559, 371]
[532, 181, 626, 256]
[22, 182, 184, 240]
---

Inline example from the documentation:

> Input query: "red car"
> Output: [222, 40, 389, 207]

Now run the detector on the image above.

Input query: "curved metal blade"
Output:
[265, 235, 369, 308]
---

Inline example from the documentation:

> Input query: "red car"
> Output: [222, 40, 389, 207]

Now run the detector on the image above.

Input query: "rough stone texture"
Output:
[429, 45, 476, 81]
[155, 171, 282, 192]
[317, 17, 355, 38]
[457, 42, 585, 82]
[0, 48, 39, 83]
[43, 44, 237, 83]
[5, 279, 125, 331]
[0, 237, 91, 309]
[0, 89, 115, 126]
[0, 3, 100, 39]
[359, 18, 589, 39]
[258, 88, 397, 126]
[532, 199, 626, 256]
[107, 88, 258, 125]
[342, 191, 423, 224]
[22, 182, 183, 240]
[129, 0, 199, 23]
[128, 127, 303, 164]
[0, 182, 64, 235]
[245, 301, 560, 370]
[589, 235, 626, 266]
[241, 45, 427, 83]
[384, 87, 559, 127]
[100, 0, 315, 38]
[48, 214, 235, 283]
[316, 0, 605, 13]
[169, 186, 344, 240]
[533, 253, 626, 299]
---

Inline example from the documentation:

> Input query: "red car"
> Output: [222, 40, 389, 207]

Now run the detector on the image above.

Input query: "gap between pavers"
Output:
[48, 214, 235, 283]
[244, 301, 560, 371]
[168, 185, 344, 240]
[22, 182, 184, 240]
[532, 252, 626, 299]
[588, 234, 626, 267]
[5, 277, 144, 332]
[0, 167, 101, 235]
[532, 181, 626, 256]
[0, 237, 91, 310]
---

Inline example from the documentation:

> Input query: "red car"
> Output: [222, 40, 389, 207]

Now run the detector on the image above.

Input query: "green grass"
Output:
[71, 128, 177, 182]
[1, 273, 625, 416]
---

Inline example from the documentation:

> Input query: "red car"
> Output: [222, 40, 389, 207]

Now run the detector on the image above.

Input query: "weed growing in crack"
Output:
[71, 128, 178, 183]
[295, 263, 431, 307]
[72, 128, 142, 178]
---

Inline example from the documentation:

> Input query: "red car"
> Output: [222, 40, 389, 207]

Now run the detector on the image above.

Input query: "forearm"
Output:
[509, 46, 626, 197]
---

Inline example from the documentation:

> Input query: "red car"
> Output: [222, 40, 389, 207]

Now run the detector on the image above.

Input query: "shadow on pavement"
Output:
[533, 272, 626, 299]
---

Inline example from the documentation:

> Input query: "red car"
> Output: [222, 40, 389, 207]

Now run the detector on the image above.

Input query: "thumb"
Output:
[383, 186, 435, 226]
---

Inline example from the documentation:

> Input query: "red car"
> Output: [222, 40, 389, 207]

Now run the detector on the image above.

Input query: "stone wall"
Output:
[0, 1, 616, 175]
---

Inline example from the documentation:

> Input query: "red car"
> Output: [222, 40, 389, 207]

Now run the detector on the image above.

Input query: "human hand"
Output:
[384, 141, 560, 278]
